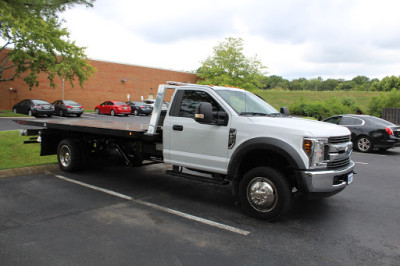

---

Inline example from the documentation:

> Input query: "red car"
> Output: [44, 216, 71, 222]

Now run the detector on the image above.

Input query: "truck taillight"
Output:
[385, 127, 393, 135]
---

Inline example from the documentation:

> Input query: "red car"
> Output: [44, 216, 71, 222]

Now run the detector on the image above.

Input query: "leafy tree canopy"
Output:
[196, 37, 267, 90]
[0, 0, 96, 88]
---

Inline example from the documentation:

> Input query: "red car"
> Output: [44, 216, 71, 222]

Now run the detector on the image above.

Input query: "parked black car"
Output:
[323, 114, 400, 152]
[126, 101, 153, 116]
[12, 99, 54, 117]
[52, 100, 84, 117]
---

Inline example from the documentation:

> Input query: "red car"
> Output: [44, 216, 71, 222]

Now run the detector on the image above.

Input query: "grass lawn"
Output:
[0, 110, 30, 117]
[0, 110, 93, 117]
[0, 130, 57, 170]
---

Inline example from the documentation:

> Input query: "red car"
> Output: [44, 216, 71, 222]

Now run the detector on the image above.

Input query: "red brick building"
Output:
[0, 50, 198, 110]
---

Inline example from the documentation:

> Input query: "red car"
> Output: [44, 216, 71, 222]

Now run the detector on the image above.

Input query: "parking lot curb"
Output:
[0, 164, 59, 178]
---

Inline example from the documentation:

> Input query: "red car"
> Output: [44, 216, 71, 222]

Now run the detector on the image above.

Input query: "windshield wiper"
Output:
[240, 112, 285, 117]
[269, 112, 284, 117]
[239, 112, 269, 116]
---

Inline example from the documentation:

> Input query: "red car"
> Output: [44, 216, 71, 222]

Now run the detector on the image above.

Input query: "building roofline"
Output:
[88, 57, 198, 75]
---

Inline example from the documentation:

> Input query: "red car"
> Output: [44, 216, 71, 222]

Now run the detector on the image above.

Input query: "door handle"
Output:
[173, 125, 183, 131]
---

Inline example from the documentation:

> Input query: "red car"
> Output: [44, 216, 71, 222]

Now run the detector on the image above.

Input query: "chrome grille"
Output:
[326, 135, 352, 169]
[329, 135, 351, 144]
[328, 158, 350, 169]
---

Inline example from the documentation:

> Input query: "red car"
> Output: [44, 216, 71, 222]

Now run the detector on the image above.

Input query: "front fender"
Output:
[227, 137, 306, 179]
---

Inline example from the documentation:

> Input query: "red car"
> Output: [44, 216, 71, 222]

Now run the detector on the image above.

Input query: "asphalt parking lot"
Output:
[1, 115, 400, 265]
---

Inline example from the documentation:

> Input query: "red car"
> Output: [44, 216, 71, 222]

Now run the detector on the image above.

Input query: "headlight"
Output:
[303, 138, 328, 169]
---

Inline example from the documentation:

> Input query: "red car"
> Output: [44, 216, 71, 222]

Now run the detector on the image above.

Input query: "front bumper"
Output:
[298, 161, 355, 194]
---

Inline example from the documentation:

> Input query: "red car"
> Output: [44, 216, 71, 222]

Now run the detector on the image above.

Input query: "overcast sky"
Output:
[61, 0, 400, 80]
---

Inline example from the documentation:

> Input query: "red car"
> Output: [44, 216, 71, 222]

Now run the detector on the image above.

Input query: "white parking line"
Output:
[353, 152, 386, 157]
[55, 175, 250, 236]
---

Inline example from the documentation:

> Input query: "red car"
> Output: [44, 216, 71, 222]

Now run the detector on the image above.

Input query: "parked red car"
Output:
[94, 101, 131, 116]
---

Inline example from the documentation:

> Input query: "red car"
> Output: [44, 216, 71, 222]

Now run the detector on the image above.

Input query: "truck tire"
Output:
[57, 139, 82, 172]
[239, 167, 292, 221]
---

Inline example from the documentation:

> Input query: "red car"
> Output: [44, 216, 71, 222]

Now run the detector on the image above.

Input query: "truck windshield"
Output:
[216, 90, 279, 116]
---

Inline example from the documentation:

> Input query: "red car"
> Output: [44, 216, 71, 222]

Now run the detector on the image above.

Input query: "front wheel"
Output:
[356, 136, 372, 152]
[110, 109, 115, 116]
[239, 167, 292, 221]
[95, 108, 100, 114]
[57, 139, 82, 172]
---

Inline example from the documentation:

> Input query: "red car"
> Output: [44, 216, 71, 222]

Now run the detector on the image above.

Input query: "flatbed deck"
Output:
[14, 118, 150, 138]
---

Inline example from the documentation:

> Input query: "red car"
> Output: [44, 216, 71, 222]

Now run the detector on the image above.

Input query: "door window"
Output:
[178, 90, 223, 118]
[340, 117, 363, 126]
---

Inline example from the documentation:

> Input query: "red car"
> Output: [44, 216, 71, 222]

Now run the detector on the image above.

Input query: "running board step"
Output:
[165, 170, 229, 185]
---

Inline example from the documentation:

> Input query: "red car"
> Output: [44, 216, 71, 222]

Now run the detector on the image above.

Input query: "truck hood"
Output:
[247, 116, 351, 138]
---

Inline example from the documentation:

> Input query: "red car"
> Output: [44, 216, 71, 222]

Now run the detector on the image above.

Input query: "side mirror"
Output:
[195, 102, 213, 124]
[280, 107, 289, 116]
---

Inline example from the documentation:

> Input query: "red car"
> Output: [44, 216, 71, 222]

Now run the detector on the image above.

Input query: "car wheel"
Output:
[134, 110, 139, 116]
[110, 109, 115, 116]
[356, 136, 373, 152]
[28, 110, 33, 116]
[59, 110, 64, 117]
[95, 108, 100, 114]
[13, 108, 17, 113]
[76, 114, 81, 117]
[47, 114, 52, 117]
[124, 114, 128, 117]
[239, 166, 292, 221]
[57, 139, 82, 172]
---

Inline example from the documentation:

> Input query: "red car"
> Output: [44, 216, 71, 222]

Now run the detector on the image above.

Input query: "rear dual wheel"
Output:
[239, 167, 292, 221]
[57, 139, 82, 172]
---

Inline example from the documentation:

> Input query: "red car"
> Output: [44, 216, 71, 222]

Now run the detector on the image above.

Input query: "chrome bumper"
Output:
[299, 161, 355, 193]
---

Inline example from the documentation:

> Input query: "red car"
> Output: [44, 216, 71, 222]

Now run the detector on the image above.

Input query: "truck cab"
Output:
[155, 82, 355, 220]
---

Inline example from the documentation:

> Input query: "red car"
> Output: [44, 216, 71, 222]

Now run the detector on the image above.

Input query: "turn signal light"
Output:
[303, 139, 313, 155]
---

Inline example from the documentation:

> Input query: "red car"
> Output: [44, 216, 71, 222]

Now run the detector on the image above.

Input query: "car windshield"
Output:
[32, 100, 49, 105]
[64, 100, 78, 105]
[215, 90, 279, 116]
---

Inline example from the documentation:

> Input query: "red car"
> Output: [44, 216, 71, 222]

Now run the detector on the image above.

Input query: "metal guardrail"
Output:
[382, 108, 400, 125]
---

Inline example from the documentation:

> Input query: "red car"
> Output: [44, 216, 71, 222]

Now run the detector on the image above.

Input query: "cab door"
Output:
[163, 89, 231, 174]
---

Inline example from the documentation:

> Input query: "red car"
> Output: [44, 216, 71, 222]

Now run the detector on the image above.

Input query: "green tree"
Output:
[260, 75, 289, 90]
[196, 37, 267, 90]
[0, 0, 96, 89]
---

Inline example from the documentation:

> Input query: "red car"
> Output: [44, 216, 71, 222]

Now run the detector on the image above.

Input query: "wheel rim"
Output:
[28, 110, 32, 116]
[13, 108, 16, 113]
[134, 110, 138, 115]
[358, 137, 371, 152]
[59, 145, 72, 168]
[95, 109, 99, 114]
[247, 177, 277, 212]
[59, 110, 63, 116]
[111, 110, 115, 116]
